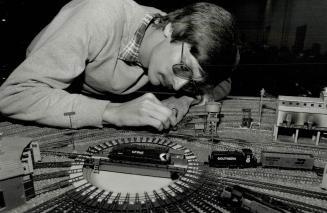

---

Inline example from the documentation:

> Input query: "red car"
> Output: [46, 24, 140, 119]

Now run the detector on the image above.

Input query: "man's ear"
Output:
[163, 23, 172, 39]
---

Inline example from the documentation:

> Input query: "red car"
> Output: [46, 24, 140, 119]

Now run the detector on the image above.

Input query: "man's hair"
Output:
[154, 2, 239, 85]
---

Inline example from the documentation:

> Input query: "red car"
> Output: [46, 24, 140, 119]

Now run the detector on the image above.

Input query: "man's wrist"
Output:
[102, 102, 121, 126]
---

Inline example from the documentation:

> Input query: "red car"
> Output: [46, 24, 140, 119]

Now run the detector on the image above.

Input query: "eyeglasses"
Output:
[172, 43, 205, 81]
[172, 43, 205, 95]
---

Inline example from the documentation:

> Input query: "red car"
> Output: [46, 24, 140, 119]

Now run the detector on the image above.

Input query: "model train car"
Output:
[109, 143, 170, 164]
[261, 151, 314, 170]
[220, 185, 292, 213]
[108, 143, 186, 167]
[208, 148, 257, 168]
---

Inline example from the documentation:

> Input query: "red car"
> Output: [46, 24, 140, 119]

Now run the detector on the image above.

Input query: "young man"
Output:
[0, 0, 239, 130]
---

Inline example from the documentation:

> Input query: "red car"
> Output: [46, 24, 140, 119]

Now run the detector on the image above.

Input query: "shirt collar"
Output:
[118, 13, 160, 65]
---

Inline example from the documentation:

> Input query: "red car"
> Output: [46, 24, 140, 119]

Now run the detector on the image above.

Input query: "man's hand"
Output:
[161, 96, 194, 124]
[102, 93, 177, 131]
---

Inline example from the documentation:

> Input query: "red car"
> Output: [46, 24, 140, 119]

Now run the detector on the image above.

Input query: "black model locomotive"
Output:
[108, 143, 187, 169]
[109, 143, 171, 165]
[208, 148, 257, 168]
[103, 143, 188, 179]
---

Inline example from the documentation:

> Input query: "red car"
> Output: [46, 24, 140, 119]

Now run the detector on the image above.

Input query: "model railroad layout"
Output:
[0, 132, 326, 213]
[1, 97, 327, 212]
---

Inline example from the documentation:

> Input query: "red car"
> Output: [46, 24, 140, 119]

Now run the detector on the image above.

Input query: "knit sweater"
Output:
[0, 0, 232, 129]
[0, 0, 161, 128]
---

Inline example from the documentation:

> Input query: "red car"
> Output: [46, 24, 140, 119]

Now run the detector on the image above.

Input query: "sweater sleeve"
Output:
[0, 0, 123, 128]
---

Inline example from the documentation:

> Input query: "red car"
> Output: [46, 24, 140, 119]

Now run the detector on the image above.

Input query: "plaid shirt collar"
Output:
[118, 13, 159, 65]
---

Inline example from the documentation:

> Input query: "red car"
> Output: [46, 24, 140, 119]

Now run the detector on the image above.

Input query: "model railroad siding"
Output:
[261, 151, 314, 170]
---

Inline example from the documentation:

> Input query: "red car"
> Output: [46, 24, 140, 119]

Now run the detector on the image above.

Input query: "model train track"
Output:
[35, 178, 73, 196]
[199, 175, 300, 213]
[27, 136, 215, 212]
[198, 176, 322, 213]
[34, 161, 74, 169]
[40, 150, 92, 159]
[32, 144, 325, 213]
[44, 137, 224, 212]
[215, 168, 322, 184]
[37, 129, 123, 149]
[170, 129, 327, 152]
[26, 186, 81, 213]
[33, 168, 82, 181]
[3, 129, 324, 213]
[272, 198, 326, 213]
[165, 132, 327, 159]
[29, 180, 215, 212]
[218, 135, 327, 152]
[185, 180, 228, 213]
[218, 175, 327, 201]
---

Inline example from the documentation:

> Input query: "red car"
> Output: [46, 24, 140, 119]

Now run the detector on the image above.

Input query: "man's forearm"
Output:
[0, 82, 109, 128]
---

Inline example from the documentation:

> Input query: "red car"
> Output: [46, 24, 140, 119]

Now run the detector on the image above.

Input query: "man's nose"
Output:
[173, 77, 188, 91]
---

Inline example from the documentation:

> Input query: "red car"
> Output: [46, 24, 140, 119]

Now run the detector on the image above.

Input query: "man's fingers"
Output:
[146, 94, 179, 127]
[176, 108, 186, 122]
[169, 108, 178, 126]
[171, 108, 178, 118]
[134, 93, 181, 130]
[140, 101, 173, 130]
[145, 117, 164, 131]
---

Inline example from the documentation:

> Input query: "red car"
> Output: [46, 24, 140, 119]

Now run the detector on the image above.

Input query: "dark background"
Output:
[1, 0, 327, 97]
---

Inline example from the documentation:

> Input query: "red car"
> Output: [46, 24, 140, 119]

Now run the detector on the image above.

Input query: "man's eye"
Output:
[181, 65, 189, 71]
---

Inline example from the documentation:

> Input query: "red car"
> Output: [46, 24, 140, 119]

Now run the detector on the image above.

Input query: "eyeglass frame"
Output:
[172, 42, 206, 82]
[172, 42, 206, 95]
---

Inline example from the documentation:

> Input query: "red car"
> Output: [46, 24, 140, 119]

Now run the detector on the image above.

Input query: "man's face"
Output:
[147, 39, 204, 92]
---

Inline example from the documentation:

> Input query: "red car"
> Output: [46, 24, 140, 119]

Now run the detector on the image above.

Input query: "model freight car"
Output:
[208, 148, 257, 168]
[261, 151, 314, 170]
